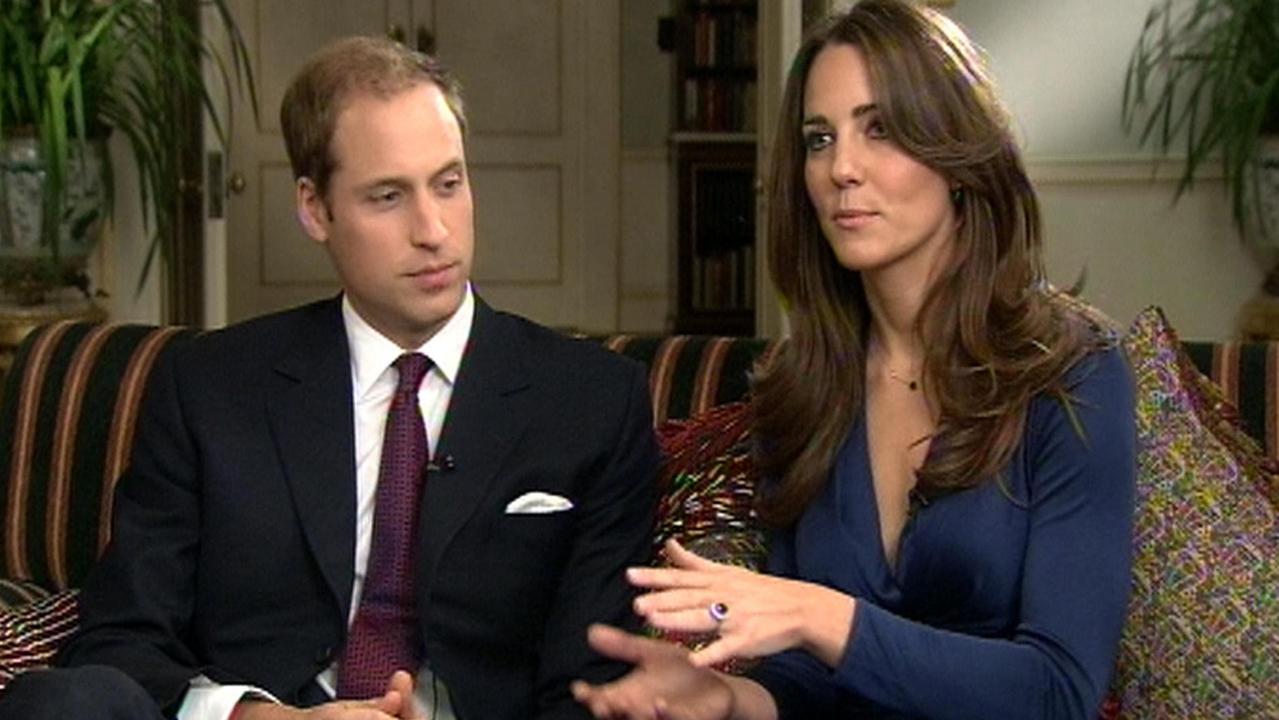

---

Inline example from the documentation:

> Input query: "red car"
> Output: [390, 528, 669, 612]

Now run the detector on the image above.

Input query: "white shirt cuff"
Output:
[176, 676, 281, 720]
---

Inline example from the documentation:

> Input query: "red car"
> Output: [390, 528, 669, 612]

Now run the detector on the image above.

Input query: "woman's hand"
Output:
[571, 624, 734, 720]
[630, 539, 857, 668]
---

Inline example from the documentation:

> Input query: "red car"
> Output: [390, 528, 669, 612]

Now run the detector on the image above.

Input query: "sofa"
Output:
[0, 317, 1276, 714]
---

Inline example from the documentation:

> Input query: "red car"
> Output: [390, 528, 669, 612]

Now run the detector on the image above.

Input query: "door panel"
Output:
[429, 2, 561, 136]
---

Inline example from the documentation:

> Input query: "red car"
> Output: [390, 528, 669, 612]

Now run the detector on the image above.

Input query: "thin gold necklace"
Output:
[886, 367, 919, 391]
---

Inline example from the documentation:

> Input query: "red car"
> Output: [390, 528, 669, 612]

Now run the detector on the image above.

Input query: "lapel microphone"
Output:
[427, 455, 457, 473]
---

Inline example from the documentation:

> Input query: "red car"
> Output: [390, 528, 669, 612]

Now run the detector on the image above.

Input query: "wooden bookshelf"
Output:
[674, 0, 758, 134]
[673, 138, 755, 336]
[669, 0, 758, 336]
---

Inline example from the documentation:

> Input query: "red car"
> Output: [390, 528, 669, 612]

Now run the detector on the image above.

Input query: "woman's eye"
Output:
[866, 119, 887, 139]
[803, 130, 833, 152]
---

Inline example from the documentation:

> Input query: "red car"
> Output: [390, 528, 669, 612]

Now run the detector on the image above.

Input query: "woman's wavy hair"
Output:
[752, 0, 1098, 527]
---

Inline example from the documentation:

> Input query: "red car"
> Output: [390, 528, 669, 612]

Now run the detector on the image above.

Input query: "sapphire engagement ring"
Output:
[708, 602, 729, 623]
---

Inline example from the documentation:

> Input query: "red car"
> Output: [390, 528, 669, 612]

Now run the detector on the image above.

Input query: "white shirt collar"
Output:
[342, 284, 475, 400]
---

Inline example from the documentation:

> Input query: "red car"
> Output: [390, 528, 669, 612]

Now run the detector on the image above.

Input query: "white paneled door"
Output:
[222, 0, 620, 333]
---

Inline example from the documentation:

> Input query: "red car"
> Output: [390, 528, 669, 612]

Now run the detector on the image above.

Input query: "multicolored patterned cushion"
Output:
[1113, 306, 1279, 716]
[0, 589, 78, 693]
[650, 402, 765, 673]
[653, 401, 764, 566]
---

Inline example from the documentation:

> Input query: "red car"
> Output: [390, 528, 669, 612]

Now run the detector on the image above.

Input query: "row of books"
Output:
[681, 78, 757, 132]
[689, 11, 757, 70]
[690, 245, 755, 312]
[688, 0, 755, 6]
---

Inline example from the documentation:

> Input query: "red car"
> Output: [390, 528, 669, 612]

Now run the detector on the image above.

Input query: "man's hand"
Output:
[234, 671, 426, 720]
[571, 624, 733, 720]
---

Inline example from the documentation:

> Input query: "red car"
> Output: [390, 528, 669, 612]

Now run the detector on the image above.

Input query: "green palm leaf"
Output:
[0, 0, 257, 297]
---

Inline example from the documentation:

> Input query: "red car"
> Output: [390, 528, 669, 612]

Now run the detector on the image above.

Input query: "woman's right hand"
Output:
[571, 624, 734, 720]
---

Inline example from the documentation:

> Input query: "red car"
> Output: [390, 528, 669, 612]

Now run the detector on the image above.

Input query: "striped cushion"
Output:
[0, 322, 195, 592]
[0, 589, 79, 693]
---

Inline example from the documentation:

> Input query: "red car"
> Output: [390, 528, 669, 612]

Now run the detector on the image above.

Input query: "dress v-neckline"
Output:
[853, 411, 914, 585]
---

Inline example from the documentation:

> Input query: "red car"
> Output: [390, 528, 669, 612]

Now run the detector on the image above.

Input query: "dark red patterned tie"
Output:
[337, 353, 432, 698]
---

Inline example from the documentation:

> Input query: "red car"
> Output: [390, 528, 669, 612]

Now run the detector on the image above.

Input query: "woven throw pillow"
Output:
[1114, 306, 1279, 716]
[654, 401, 764, 567]
[0, 589, 79, 693]
[652, 402, 765, 673]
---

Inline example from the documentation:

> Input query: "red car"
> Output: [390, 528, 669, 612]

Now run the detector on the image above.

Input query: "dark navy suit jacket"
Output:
[58, 296, 658, 720]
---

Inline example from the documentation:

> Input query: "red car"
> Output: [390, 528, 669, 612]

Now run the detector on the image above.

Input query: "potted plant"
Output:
[1123, 0, 1279, 247]
[0, 0, 254, 305]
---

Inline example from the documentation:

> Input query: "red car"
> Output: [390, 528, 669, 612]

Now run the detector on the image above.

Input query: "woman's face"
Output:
[802, 43, 956, 279]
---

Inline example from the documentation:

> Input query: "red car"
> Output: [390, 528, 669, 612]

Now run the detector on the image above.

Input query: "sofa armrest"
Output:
[0, 589, 79, 692]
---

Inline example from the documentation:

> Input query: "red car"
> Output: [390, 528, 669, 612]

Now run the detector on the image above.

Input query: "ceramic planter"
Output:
[1254, 135, 1279, 245]
[0, 137, 106, 304]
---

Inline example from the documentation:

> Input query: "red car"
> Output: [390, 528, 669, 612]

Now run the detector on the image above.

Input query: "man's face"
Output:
[297, 82, 474, 349]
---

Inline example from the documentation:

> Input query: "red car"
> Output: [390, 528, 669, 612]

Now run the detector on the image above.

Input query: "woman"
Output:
[572, 2, 1135, 719]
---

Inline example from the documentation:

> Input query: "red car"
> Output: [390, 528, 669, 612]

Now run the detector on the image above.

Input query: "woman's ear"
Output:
[295, 177, 330, 243]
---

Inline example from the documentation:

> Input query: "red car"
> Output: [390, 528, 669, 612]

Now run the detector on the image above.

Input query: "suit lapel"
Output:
[265, 299, 358, 623]
[420, 299, 532, 584]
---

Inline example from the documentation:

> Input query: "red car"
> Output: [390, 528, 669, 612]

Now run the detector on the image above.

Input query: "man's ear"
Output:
[296, 177, 330, 243]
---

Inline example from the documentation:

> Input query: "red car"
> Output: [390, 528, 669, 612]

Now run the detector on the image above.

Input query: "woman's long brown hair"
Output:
[752, 0, 1100, 527]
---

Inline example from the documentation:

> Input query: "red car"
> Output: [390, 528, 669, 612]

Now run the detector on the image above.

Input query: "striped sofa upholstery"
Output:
[1182, 341, 1279, 458]
[0, 323, 199, 600]
[0, 321, 1275, 692]
[596, 335, 777, 424]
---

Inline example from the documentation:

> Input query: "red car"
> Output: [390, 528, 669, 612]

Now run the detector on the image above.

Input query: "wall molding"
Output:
[1026, 156, 1225, 185]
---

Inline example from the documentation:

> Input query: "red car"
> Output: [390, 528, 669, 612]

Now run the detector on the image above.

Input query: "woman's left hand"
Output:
[629, 538, 857, 668]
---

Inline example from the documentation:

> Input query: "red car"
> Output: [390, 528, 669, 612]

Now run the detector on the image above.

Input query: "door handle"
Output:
[227, 171, 247, 195]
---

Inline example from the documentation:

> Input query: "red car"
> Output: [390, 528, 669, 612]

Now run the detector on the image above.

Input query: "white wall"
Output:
[946, 0, 1270, 340]
[88, 133, 163, 324]
[810, 0, 1270, 341]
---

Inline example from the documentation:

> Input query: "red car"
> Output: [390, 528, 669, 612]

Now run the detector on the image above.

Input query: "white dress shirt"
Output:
[177, 287, 474, 720]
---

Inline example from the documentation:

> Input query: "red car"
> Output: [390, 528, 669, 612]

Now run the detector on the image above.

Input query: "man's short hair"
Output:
[280, 36, 467, 199]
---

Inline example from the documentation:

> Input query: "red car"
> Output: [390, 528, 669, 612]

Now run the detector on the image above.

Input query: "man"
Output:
[0, 37, 657, 720]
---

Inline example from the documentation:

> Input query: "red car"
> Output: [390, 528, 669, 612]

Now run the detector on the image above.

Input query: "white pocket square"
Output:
[504, 491, 574, 514]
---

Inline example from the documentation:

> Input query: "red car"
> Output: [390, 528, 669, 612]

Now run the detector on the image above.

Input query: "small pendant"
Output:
[908, 380, 918, 391]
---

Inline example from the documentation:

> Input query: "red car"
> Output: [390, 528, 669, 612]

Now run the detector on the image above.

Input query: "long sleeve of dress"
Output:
[750, 347, 1136, 720]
